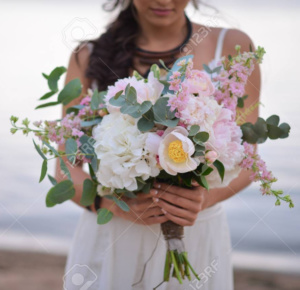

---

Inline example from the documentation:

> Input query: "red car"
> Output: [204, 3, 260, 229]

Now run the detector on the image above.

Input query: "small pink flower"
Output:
[205, 150, 218, 164]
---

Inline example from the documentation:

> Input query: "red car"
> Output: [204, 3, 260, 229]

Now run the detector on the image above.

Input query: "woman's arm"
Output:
[150, 29, 261, 226]
[55, 45, 168, 224]
[54, 45, 95, 210]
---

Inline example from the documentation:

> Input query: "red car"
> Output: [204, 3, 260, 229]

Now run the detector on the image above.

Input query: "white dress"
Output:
[63, 28, 234, 290]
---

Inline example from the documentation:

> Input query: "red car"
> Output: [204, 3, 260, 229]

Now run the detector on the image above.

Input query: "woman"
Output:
[58, 1, 261, 289]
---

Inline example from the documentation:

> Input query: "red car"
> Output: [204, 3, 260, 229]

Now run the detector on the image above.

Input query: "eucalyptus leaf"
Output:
[123, 191, 137, 198]
[266, 115, 280, 127]
[33, 139, 47, 160]
[203, 64, 212, 74]
[42, 140, 59, 156]
[137, 116, 155, 131]
[80, 118, 102, 127]
[59, 157, 72, 181]
[88, 163, 97, 183]
[39, 91, 56, 101]
[47, 66, 67, 92]
[39, 159, 47, 183]
[57, 78, 82, 105]
[253, 117, 268, 143]
[126, 86, 137, 103]
[46, 180, 75, 207]
[213, 160, 225, 181]
[97, 208, 113, 224]
[193, 132, 209, 143]
[66, 104, 85, 114]
[91, 89, 106, 110]
[35, 101, 61, 110]
[80, 179, 97, 206]
[241, 123, 258, 144]
[153, 97, 176, 123]
[267, 124, 283, 139]
[65, 138, 78, 164]
[188, 125, 200, 136]
[279, 123, 290, 138]
[112, 196, 130, 212]
[47, 174, 57, 186]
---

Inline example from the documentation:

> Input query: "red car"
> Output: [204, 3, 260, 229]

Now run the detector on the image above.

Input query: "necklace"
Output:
[133, 13, 192, 78]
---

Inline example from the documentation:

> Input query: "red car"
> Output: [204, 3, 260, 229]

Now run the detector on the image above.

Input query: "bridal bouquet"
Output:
[10, 45, 293, 286]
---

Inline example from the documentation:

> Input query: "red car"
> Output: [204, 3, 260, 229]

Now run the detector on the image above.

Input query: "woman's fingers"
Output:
[161, 209, 195, 226]
[143, 215, 168, 225]
[152, 182, 203, 202]
[153, 197, 197, 222]
[150, 189, 201, 213]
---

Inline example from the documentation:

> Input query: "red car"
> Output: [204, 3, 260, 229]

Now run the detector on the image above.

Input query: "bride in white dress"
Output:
[58, 1, 261, 289]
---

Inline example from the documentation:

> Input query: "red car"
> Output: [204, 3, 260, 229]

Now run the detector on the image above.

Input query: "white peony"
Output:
[158, 127, 198, 176]
[92, 112, 160, 194]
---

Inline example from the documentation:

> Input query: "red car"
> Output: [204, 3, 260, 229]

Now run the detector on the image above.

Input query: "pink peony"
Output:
[105, 71, 164, 113]
[182, 70, 215, 97]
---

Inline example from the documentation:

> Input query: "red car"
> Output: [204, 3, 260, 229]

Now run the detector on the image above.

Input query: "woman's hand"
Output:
[99, 192, 169, 225]
[149, 181, 210, 226]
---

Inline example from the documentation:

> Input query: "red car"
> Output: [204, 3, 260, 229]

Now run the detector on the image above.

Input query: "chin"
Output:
[145, 14, 177, 27]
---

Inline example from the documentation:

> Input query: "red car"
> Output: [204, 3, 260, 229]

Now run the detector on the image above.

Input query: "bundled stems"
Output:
[154, 221, 200, 289]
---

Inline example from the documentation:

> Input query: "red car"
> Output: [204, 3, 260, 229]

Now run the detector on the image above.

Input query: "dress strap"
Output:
[86, 42, 94, 55]
[214, 28, 228, 61]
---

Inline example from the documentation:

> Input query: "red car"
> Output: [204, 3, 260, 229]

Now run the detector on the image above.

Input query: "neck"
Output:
[136, 13, 188, 51]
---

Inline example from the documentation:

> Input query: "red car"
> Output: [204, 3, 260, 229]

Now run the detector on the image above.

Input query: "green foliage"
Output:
[57, 78, 82, 105]
[79, 135, 98, 172]
[91, 89, 106, 110]
[47, 66, 67, 92]
[47, 174, 57, 186]
[241, 115, 291, 144]
[65, 138, 78, 164]
[46, 180, 75, 207]
[188, 125, 200, 136]
[150, 64, 160, 79]
[35, 101, 61, 109]
[97, 208, 113, 224]
[80, 179, 97, 206]
[39, 159, 47, 182]
[153, 97, 178, 127]
[66, 104, 85, 114]
[213, 160, 225, 182]
[33, 139, 47, 160]
[193, 132, 209, 145]
[237, 95, 248, 108]
[112, 195, 130, 212]
[80, 118, 102, 127]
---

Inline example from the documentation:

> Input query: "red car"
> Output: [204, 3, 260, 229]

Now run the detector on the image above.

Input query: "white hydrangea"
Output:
[92, 112, 160, 194]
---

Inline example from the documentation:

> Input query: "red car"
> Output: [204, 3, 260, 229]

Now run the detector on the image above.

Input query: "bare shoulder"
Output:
[222, 28, 255, 55]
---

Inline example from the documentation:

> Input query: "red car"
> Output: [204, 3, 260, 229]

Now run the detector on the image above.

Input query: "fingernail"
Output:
[161, 208, 167, 215]
[153, 197, 159, 203]
[154, 183, 161, 188]
[150, 189, 158, 195]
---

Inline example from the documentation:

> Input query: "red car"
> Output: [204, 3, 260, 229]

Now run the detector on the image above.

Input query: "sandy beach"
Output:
[0, 250, 299, 290]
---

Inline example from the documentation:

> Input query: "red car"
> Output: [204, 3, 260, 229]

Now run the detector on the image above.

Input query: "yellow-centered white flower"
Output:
[158, 126, 197, 175]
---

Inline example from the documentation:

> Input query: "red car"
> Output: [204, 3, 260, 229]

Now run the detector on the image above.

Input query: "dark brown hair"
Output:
[74, 0, 215, 91]
[74, 1, 139, 91]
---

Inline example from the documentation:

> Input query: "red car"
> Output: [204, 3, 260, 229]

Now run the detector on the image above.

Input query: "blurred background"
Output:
[0, 0, 299, 289]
